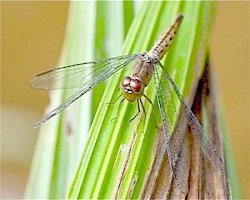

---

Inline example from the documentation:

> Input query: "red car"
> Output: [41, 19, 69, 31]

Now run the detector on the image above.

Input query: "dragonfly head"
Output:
[121, 76, 144, 102]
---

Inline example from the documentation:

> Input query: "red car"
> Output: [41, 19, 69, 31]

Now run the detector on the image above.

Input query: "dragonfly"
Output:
[30, 14, 224, 194]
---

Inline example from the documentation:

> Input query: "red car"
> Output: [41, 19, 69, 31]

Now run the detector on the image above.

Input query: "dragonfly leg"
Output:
[129, 99, 141, 123]
[111, 97, 126, 122]
[139, 98, 146, 118]
[106, 93, 123, 105]
[129, 98, 148, 123]
[143, 94, 153, 105]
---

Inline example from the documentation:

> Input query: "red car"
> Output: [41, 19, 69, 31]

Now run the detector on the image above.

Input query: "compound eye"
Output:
[131, 79, 142, 93]
[122, 77, 131, 87]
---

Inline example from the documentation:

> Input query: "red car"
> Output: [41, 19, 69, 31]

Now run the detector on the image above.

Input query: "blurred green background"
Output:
[1, 1, 249, 199]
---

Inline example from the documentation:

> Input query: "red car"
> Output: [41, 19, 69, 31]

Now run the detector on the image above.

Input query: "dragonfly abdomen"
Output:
[147, 14, 183, 62]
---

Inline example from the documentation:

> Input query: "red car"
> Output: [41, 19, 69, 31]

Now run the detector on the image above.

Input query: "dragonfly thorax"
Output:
[121, 76, 144, 102]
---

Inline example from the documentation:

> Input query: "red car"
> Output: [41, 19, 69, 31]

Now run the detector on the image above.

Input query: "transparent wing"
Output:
[159, 62, 224, 173]
[153, 63, 189, 194]
[30, 54, 138, 89]
[32, 54, 139, 128]
[154, 62, 225, 193]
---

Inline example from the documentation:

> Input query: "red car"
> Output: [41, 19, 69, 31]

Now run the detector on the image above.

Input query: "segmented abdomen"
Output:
[147, 14, 183, 62]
